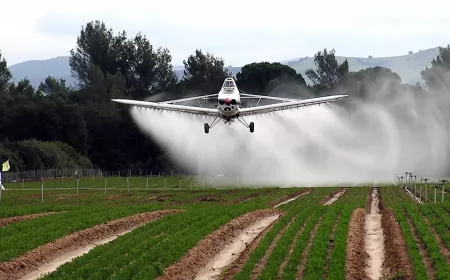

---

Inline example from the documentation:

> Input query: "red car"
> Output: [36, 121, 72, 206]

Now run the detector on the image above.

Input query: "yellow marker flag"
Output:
[2, 160, 10, 172]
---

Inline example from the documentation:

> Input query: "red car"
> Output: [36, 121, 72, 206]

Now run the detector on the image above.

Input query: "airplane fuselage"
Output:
[217, 78, 241, 121]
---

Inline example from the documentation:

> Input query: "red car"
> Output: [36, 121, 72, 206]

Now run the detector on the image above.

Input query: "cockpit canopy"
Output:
[222, 78, 235, 89]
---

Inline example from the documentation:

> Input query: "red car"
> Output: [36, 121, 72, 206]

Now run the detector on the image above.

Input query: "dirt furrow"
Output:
[364, 188, 385, 280]
[345, 208, 369, 280]
[0, 212, 66, 227]
[271, 189, 312, 208]
[0, 210, 180, 280]
[156, 208, 282, 280]
[405, 213, 436, 280]
[277, 216, 311, 279]
[218, 215, 281, 280]
[322, 211, 342, 279]
[195, 215, 281, 280]
[380, 208, 415, 279]
[250, 214, 297, 280]
[322, 188, 346, 206]
[296, 215, 323, 279]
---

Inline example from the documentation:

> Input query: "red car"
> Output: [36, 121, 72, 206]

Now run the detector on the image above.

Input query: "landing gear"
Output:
[237, 116, 255, 133]
[204, 116, 221, 134]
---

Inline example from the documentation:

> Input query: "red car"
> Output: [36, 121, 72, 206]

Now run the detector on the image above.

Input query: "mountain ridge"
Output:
[7, 47, 440, 88]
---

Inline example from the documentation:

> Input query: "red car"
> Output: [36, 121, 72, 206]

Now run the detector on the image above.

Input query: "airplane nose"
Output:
[224, 98, 231, 105]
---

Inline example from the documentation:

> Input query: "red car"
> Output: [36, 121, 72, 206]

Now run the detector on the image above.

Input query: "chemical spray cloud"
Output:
[129, 75, 450, 187]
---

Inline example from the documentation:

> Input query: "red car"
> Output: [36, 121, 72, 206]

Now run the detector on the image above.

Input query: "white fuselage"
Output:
[217, 78, 241, 118]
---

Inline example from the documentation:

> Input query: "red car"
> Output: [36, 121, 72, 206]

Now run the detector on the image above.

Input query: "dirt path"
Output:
[156, 208, 282, 280]
[0, 212, 65, 227]
[345, 208, 369, 280]
[20, 230, 133, 280]
[323, 189, 346, 206]
[273, 189, 312, 208]
[194, 215, 280, 280]
[364, 188, 385, 280]
[0, 210, 180, 280]
[219, 217, 279, 280]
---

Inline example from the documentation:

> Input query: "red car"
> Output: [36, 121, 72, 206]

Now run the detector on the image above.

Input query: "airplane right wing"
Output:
[112, 99, 219, 116]
[238, 95, 347, 117]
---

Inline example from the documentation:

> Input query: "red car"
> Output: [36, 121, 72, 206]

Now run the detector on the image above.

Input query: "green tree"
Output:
[235, 62, 306, 94]
[37, 76, 69, 95]
[421, 45, 450, 91]
[69, 20, 177, 99]
[180, 49, 229, 93]
[305, 48, 349, 90]
[341, 66, 402, 100]
[0, 51, 11, 93]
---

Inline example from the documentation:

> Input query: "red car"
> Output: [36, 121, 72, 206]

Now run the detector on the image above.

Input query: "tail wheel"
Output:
[204, 123, 210, 134]
[249, 122, 254, 133]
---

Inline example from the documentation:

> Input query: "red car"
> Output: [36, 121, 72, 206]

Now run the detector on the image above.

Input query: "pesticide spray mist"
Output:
[129, 77, 450, 187]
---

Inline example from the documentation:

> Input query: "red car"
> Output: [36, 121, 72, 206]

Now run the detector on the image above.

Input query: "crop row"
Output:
[36, 188, 313, 279]
[230, 187, 333, 280]
[382, 187, 450, 280]
[233, 187, 368, 280]
[0, 188, 298, 263]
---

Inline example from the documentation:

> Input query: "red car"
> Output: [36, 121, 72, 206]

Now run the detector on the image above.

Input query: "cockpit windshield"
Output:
[222, 79, 235, 88]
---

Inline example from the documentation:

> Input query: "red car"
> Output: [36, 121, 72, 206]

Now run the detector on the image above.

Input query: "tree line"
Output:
[0, 20, 449, 172]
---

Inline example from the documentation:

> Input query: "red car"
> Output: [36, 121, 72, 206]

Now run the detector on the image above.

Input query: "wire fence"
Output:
[0, 168, 195, 183]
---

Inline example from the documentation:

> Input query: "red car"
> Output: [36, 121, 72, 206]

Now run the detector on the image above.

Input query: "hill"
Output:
[7, 47, 440, 88]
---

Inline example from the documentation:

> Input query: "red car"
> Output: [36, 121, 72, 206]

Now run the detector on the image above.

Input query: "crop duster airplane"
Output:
[112, 78, 347, 133]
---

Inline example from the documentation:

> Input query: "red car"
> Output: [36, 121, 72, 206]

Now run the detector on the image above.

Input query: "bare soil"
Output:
[319, 187, 344, 205]
[323, 189, 346, 206]
[219, 214, 281, 280]
[196, 194, 222, 202]
[270, 188, 313, 207]
[0, 212, 65, 228]
[346, 208, 370, 280]
[271, 189, 312, 208]
[381, 208, 415, 280]
[156, 208, 282, 280]
[365, 188, 385, 280]
[0, 209, 180, 280]
[142, 194, 176, 202]
[195, 215, 280, 280]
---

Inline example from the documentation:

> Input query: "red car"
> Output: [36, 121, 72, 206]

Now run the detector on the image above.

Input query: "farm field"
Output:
[0, 177, 449, 280]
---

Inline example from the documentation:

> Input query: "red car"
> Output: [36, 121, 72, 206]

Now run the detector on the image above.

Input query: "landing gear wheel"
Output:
[249, 122, 254, 133]
[204, 123, 210, 134]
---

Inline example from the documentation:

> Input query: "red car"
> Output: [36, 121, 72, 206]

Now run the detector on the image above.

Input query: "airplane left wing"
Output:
[158, 94, 218, 105]
[111, 99, 219, 116]
[238, 95, 347, 117]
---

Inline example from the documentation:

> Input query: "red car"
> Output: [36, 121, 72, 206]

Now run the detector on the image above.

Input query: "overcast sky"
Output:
[1, 0, 449, 66]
